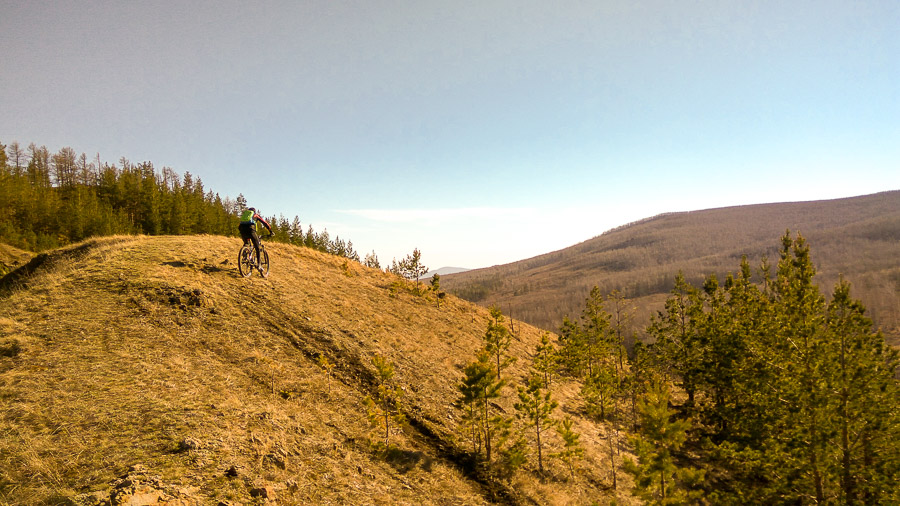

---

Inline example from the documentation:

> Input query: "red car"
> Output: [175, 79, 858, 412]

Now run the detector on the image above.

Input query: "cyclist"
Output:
[238, 207, 273, 273]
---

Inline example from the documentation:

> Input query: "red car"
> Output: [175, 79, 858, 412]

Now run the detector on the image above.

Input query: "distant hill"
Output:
[442, 191, 900, 346]
[0, 235, 634, 504]
[422, 266, 470, 278]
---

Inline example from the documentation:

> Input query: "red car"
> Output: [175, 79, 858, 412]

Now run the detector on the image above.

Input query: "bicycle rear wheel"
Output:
[238, 244, 254, 278]
[258, 248, 270, 278]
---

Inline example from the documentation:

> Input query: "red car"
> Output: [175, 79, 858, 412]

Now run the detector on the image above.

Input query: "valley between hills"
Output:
[443, 190, 900, 347]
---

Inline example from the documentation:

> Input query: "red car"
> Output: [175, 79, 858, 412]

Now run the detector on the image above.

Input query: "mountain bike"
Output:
[238, 236, 270, 278]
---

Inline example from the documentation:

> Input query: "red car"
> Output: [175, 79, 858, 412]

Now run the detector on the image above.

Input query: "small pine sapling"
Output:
[551, 417, 584, 479]
[582, 367, 617, 421]
[533, 332, 559, 388]
[483, 306, 516, 381]
[455, 347, 506, 462]
[514, 375, 558, 474]
[430, 273, 446, 307]
[498, 435, 529, 480]
[364, 355, 406, 449]
[430, 273, 440, 292]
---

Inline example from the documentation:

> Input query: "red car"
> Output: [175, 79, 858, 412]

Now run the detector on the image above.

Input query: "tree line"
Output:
[0, 140, 360, 261]
[549, 231, 898, 504]
[381, 232, 899, 504]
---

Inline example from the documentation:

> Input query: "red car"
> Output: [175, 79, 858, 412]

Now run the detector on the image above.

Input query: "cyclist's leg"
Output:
[250, 229, 261, 263]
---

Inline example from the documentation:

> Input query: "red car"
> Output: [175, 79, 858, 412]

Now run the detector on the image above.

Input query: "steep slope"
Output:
[0, 235, 630, 504]
[443, 191, 900, 345]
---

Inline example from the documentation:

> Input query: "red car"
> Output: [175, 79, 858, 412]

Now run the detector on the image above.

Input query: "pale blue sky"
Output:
[2, 1, 898, 268]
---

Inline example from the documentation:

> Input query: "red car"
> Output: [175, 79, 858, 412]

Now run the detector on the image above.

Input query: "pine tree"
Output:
[580, 286, 611, 378]
[532, 332, 559, 388]
[6, 141, 25, 175]
[824, 277, 900, 504]
[363, 250, 381, 269]
[582, 367, 616, 421]
[700, 258, 773, 444]
[514, 375, 558, 474]
[398, 248, 428, 293]
[607, 289, 633, 383]
[455, 347, 506, 462]
[557, 315, 584, 376]
[430, 273, 444, 307]
[647, 272, 705, 405]
[364, 355, 405, 449]
[429, 273, 440, 293]
[623, 383, 705, 505]
[769, 232, 831, 503]
[550, 417, 584, 479]
[483, 306, 516, 381]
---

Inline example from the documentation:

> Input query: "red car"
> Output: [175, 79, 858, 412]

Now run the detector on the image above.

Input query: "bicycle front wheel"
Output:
[238, 244, 254, 278]
[258, 248, 270, 278]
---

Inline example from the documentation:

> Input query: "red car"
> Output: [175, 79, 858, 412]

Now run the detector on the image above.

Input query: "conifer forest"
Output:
[0, 141, 359, 260]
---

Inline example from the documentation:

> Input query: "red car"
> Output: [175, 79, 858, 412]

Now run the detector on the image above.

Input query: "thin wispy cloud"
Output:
[336, 207, 537, 224]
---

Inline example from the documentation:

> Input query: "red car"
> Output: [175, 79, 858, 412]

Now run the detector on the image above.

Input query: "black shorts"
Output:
[238, 223, 258, 242]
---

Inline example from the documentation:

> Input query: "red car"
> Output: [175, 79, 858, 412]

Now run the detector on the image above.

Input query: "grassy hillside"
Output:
[0, 235, 631, 504]
[442, 191, 900, 346]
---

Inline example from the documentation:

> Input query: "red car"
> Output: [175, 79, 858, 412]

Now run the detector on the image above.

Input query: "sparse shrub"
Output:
[388, 279, 403, 297]
[498, 436, 529, 479]
[0, 338, 21, 358]
[252, 350, 282, 395]
[316, 354, 334, 395]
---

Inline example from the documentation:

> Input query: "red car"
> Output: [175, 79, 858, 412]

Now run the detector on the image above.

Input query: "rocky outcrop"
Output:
[72, 465, 201, 506]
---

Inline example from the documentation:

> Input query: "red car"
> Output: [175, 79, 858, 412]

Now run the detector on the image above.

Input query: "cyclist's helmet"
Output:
[248, 207, 256, 212]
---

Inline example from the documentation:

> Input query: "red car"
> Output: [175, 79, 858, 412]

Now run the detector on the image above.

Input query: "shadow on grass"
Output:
[383, 447, 434, 474]
[161, 260, 229, 275]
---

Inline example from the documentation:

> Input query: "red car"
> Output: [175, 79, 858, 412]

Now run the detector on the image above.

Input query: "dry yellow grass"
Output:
[0, 235, 636, 505]
[0, 243, 31, 277]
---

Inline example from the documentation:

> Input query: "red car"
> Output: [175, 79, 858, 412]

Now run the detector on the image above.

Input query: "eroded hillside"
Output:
[0, 235, 628, 504]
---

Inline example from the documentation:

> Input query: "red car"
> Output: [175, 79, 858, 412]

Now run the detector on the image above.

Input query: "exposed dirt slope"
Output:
[0, 235, 627, 505]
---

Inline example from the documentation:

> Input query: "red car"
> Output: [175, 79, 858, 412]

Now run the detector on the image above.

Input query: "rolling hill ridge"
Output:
[442, 191, 900, 345]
